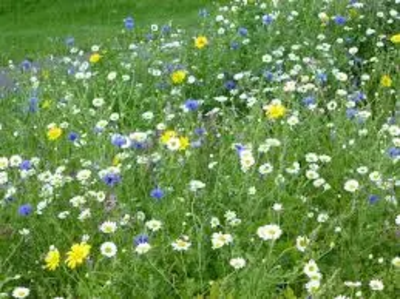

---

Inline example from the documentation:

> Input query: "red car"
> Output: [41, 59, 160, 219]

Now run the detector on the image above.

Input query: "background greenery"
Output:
[0, 0, 222, 61]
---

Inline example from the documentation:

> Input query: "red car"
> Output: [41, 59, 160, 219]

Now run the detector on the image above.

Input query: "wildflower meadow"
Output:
[1, 0, 400, 298]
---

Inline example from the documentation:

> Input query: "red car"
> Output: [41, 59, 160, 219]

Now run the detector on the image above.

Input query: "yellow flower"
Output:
[179, 136, 190, 151]
[41, 70, 50, 80]
[112, 155, 121, 166]
[41, 99, 52, 109]
[265, 103, 287, 120]
[390, 33, 400, 44]
[47, 127, 63, 141]
[349, 8, 358, 19]
[171, 70, 186, 84]
[160, 130, 177, 144]
[89, 53, 102, 63]
[65, 243, 91, 269]
[194, 36, 209, 49]
[380, 75, 392, 88]
[44, 248, 60, 271]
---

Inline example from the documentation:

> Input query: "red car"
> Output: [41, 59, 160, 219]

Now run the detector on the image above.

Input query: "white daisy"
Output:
[12, 287, 30, 298]
[257, 224, 282, 241]
[100, 242, 118, 258]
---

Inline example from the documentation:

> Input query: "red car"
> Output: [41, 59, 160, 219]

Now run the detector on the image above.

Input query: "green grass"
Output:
[1, 0, 400, 298]
[0, 0, 217, 62]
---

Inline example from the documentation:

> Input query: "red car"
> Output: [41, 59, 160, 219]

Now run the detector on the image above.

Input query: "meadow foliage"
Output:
[0, 0, 400, 298]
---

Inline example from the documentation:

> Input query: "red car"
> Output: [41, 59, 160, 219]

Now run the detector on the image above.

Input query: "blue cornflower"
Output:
[238, 27, 248, 37]
[317, 73, 327, 83]
[235, 144, 245, 155]
[20, 160, 32, 171]
[351, 91, 366, 103]
[302, 96, 316, 107]
[388, 147, 400, 159]
[124, 16, 135, 30]
[224, 80, 236, 91]
[28, 97, 38, 112]
[102, 173, 121, 187]
[65, 37, 75, 47]
[263, 70, 274, 81]
[262, 14, 274, 25]
[184, 99, 200, 111]
[230, 41, 240, 50]
[198, 8, 209, 18]
[134, 234, 149, 245]
[68, 132, 80, 142]
[150, 187, 164, 200]
[190, 140, 202, 148]
[21, 60, 32, 71]
[18, 204, 33, 216]
[145, 33, 154, 41]
[368, 195, 379, 204]
[111, 134, 128, 148]
[346, 108, 358, 119]
[161, 25, 171, 35]
[334, 15, 346, 25]
[194, 128, 206, 136]
[67, 67, 75, 75]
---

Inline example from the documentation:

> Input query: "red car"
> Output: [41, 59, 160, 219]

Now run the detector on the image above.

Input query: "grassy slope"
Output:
[0, 0, 218, 62]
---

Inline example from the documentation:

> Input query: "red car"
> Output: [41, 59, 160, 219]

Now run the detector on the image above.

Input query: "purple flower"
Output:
[350, 91, 366, 103]
[194, 128, 206, 136]
[224, 80, 236, 91]
[19, 160, 32, 171]
[150, 187, 164, 200]
[161, 25, 171, 35]
[238, 27, 248, 36]
[18, 204, 33, 216]
[68, 132, 79, 142]
[198, 8, 209, 18]
[134, 234, 149, 245]
[388, 147, 400, 159]
[28, 97, 38, 113]
[184, 99, 200, 111]
[235, 144, 245, 155]
[65, 37, 75, 47]
[346, 108, 358, 119]
[302, 96, 316, 107]
[124, 16, 135, 30]
[102, 173, 121, 187]
[263, 70, 274, 81]
[230, 41, 240, 50]
[317, 73, 327, 83]
[262, 14, 274, 25]
[368, 195, 379, 204]
[111, 134, 128, 148]
[21, 60, 32, 72]
[334, 15, 346, 25]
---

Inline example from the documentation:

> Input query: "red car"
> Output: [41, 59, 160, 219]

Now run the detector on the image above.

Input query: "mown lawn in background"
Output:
[0, 0, 221, 63]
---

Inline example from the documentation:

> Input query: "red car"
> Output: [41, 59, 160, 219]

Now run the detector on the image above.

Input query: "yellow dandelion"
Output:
[194, 36, 209, 49]
[44, 248, 60, 271]
[41, 99, 52, 109]
[89, 53, 102, 63]
[47, 127, 63, 141]
[65, 243, 91, 269]
[112, 155, 121, 166]
[390, 33, 400, 44]
[179, 136, 190, 151]
[349, 8, 358, 19]
[171, 70, 186, 84]
[380, 75, 392, 88]
[41, 70, 50, 80]
[160, 130, 177, 144]
[265, 103, 287, 120]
